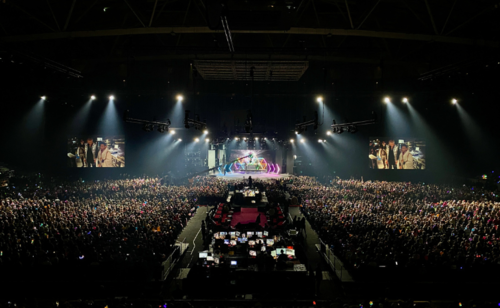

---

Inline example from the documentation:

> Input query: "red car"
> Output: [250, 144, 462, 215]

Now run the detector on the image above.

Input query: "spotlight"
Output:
[203, 130, 208, 134]
[243, 137, 247, 140]
[90, 95, 96, 100]
[318, 139, 323, 143]
[316, 96, 323, 103]
[170, 130, 175, 134]
[235, 137, 239, 140]
[195, 138, 199, 142]
[157, 125, 168, 133]
[295, 131, 298, 135]
[384, 97, 390, 104]
[205, 138, 209, 142]
[290, 139, 294, 143]
[402, 97, 408, 103]
[254, 137, 258, 140]
[177, 95, 183, 101]
[326, 131, 331, 135]
[323, 139, 327, 143]
[300, 139, 305, 143]
[109, 95, 115, 100]
[41, 96, 46, 100]
[178, 138, 182, 141]
[264, 137, 267, 140]
[452, 98, 458, 104]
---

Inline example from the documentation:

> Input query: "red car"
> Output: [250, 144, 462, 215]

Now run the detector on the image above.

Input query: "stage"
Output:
[211, 173, 291, 180]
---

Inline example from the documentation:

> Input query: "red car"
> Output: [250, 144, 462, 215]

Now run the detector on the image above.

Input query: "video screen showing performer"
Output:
[369, 138, 425, 170]
[67, 136, 125, 168]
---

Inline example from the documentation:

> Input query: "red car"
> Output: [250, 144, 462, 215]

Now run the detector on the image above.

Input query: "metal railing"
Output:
[319, 238, 347, 281]
[161, 237, 189, 281]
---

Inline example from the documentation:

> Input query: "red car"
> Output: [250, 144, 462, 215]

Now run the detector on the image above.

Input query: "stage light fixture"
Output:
[264, 137, 267, 140]
[295, 131, 298, 134]
[402, 97, 408, 103]
[318, 139, 323, 143]
[323, 139, 327, 143]
[109, 95, 115, 100]
[384, 97, 390, 104]
[170, 130, 175, 134]
[177, 95, 183, 101]
[243, 137, 247, 140]
[327, 131, 331, 135]
[452, 98, 458, 104]
[235, 137, 239, 140]
[254, 137, 258, 140]
[316, 96, 323, 103]
[143, 123, 154, 132]
[90, 95, 96, 100]
[300, 139, 305, 143]
[203, 130, 208, 134]
[157, 125, 168, 133]
[195, 138, 199, 142]
[205, 138, 209, 142]
[41, 96, 46, 100]
[290, 139, 294, 143]
[178, 138, 182, 141]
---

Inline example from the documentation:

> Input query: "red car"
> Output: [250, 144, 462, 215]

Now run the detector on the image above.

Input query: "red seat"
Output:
[278, 221, 284, 226]
[214, 215, 221, 219]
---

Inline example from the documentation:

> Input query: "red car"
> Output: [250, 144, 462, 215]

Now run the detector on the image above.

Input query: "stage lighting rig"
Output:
[294, 111, 318, 135]
[331, 112, 376, 134]
[184, 110, 207, 131]
[244, 110, 253, 133]
[124, 110, 171, 133]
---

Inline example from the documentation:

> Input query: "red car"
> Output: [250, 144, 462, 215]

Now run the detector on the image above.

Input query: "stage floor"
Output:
[211, 173, 291, 180]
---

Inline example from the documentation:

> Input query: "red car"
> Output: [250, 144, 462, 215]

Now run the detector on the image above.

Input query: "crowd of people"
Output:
[287, 176, 500, 272]
[0, 174, 227, 281]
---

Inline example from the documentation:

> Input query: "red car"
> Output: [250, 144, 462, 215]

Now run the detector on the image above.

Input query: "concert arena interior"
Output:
[1, 1, 500, 307]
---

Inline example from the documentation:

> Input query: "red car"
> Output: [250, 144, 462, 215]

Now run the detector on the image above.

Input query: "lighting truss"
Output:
[184, 110, 207, 130]
[294, 111, 318, 135]
[123, 110, 171, 133]
[330, 112, 377, 134]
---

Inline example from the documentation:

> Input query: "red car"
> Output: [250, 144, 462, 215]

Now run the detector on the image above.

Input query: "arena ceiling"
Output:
[0, 0, 499, 81]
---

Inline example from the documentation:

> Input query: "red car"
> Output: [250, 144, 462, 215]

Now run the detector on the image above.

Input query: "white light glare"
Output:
[205, 138, 209, 142]
[318, 139, 323, 143]
[41, 96, 46, 100]
[177, 95, 183, 101]
[326, 131, 331, 135]
[295, 131, 298, 134]
[235, 137, 239, 140]
[254, 137, 258, 140]
[300, 139, 305, 143]
[290, 139, 294, 143]
[452, 98, 458, 104]
[195, 138, 199, 142]
[203, 130, 208, 134]
[90, 95, 96, 100]
[402, 97, 408, 103]
[178, 138, 182, 141]
[170, 130, 175, 135]
[316, 96, 323, 103]
[384, 97, 390, 104]
[109, 95, 115, 100]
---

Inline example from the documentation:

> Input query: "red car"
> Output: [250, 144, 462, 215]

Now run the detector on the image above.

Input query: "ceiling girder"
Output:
[1, 27, 498, 47]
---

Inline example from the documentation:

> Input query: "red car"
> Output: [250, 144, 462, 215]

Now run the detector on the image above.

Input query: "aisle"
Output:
[289, 206, 344, 299]
[176, 206, 208, 268]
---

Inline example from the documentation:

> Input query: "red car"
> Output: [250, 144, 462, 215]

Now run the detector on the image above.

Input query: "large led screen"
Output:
[369, 138, 425, 170]
[67, 136, 125, 168]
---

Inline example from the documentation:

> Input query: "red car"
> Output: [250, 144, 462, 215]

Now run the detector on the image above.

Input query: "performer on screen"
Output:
[84, 137, 97, 167]
[97, 142, 113, 167]
[386, 139, 399, 169]
[398, 144, 414, 169]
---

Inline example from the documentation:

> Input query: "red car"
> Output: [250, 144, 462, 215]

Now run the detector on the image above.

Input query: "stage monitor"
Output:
[247, 231, 254, 237]
[267, 239, 275, 246]
[199, 252, 208, 258]
[287, 249, 295, 257]
[261, 246, 266, 252]
[230, 232, 236, 238]
[248, 240, 256, 246]
[67, 136, 125, 168]
[207, 256, 214, 261]
[231, 260, 237, 266]
[271, 250, 277, 257]
[256, 231, 263, 237]
[220, 232, 227, 237]
[369, 137, 426, 170]
[249, 250, 257, 257]
[263, 231, 269, 237]
[230, 240, 237, 246]
[235, 231, 241, 237]
[289, 230, 297, 236]
[224, 239, 230, 245]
